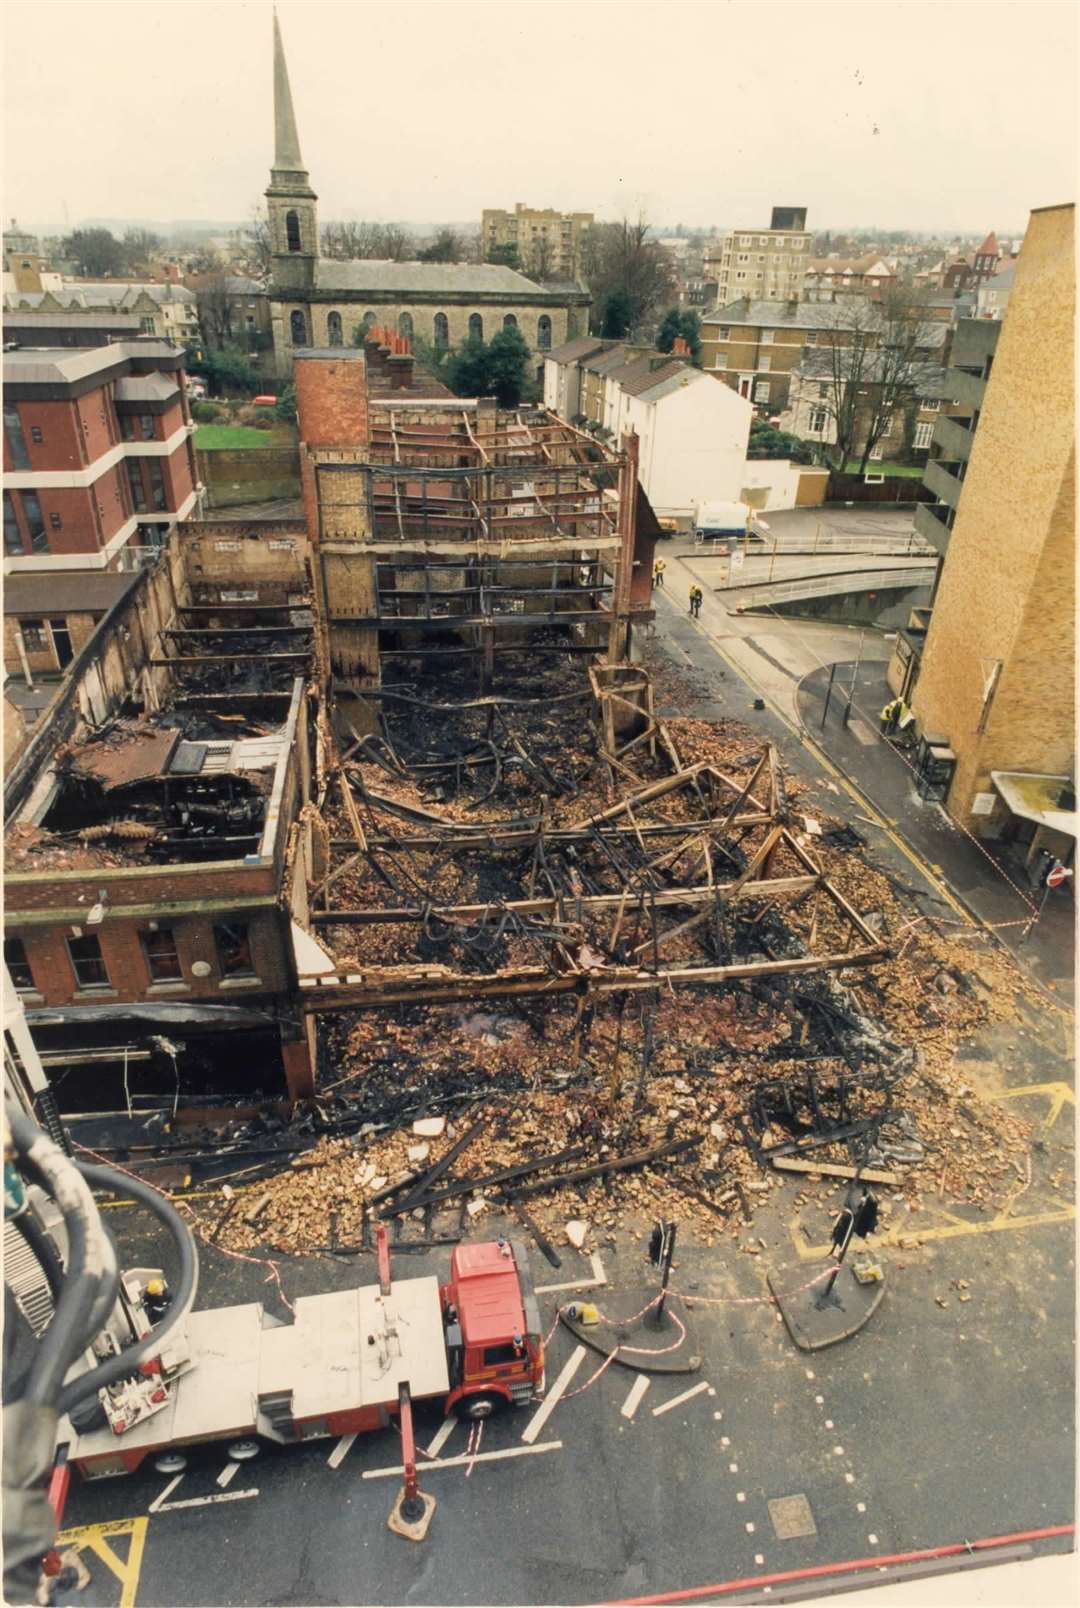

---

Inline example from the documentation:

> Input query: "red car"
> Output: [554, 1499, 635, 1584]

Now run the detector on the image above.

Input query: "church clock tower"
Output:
[265, 11, 318, 295]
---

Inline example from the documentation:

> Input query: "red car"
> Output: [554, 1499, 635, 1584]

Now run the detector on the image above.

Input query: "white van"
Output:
[693, 500, 758, 543]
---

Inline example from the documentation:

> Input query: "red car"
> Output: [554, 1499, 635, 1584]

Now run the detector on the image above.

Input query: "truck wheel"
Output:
[154, 1452, 187, 1474]
[456, 1392, 503, 1422]
[227, 1439, 260, 1461]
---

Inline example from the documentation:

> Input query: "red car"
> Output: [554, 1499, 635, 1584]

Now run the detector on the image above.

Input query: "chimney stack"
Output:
[672, 336, 690, 357]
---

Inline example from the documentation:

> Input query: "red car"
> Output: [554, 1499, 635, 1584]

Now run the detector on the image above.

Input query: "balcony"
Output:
[933, 412, 976, 463]
[923, 456, 966, 510]
[949, 366, 987, 411]
[914, 501, 953, 556]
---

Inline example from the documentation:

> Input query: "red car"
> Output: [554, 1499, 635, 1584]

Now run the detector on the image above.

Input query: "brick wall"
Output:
[75, 385, 118, 462]
[177, 522, 309, 588]
[196, 446, 302, 509]
[7, 905, 291, 1008]
[911, 204, 1075, 833]
[5, 398, 84, 471]
[295, 354, 370, 447]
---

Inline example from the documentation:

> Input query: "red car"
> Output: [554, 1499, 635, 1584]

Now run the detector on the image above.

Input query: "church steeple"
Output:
[272, 9, 305, 175]
[266, 9, 318, 290]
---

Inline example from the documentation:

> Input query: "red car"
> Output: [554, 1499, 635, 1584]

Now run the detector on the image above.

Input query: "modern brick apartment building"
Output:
[703, 207, 812, 305]
[910, 204, 1075, 843]
[2, 339, 204, 573]
[481, 202, 594, 279]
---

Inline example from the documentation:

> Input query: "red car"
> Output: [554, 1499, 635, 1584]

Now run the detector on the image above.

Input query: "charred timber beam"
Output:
[323, 817, 772, 852]
[381, 1143, 591, 1215]
[376, 644, 603, 659]
[161, 627, 313, 638]
[505, 1135, 700, 1201]
[178, 603, 313, 613]
[312, 875, 819, 925]
[299, 945, 890, 1012]
[149, 653, 311, 665]
[331, 610, 612, 629]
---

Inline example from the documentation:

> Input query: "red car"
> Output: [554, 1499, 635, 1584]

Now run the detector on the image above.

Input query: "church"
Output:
[265, 15, 590, 377]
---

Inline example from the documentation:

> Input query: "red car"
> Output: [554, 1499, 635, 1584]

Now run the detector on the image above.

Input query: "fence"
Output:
[827, 473, 936, 505]
[726, 565, 937, 613]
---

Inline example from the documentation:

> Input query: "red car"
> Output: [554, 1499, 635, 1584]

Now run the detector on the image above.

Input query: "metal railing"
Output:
[728, 564, 937, 612]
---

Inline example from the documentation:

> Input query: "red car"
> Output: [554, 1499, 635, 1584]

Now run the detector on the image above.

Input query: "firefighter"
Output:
[688, 584, 704, 618]
[652, 557, 666, 589]
[144, 1277, 172, 1323]
[879, 698, 905, 737]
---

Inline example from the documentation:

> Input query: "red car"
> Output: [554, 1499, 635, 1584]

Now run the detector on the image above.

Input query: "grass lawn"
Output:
[194, 425, 295, 450]
[842, 460, 924, 478]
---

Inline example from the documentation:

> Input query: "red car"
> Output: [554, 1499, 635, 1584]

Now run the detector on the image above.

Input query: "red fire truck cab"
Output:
[442, 1239, 544, 1419]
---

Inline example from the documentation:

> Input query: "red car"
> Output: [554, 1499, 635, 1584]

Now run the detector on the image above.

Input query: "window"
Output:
[4, 491, 23, 554]
[468, 313, 483, 341]
[913, 420, 934, 450]
[483, 1343, 523, 1367]
[285, 210, 302, 252]
[362, 311, 376, 333]
[809, 407, 828, 433]
[49, 512, 62, 530]
[804, 330, 818, 345]
[140, 415, 155, 441]
[817, 382, 828, 399]
[758, 355, 771, 372]
[30, 426, 43, 444]
[715, 326, 730, 340]
[537, 314, 552, 350]
[503, 313, 518, 330]
[18, 618, 46, 653]
[289, 309, 307, 346]
[120, 415, 136, 441]
[147, 460, 167, 512]
[758, 237, 769, 247]
[433, 312, 449, 348]
[142, 928, 182, 983]
[5, 938, 34, 992]
[4, 405, 30, 469]
[869, 443, 884, 460]
[214, 922, 256, 979]
[754, 381, 771, 402]
[126, 460, 147, 512]
[398, 311, 413, 339]
[327, 311, 343, 346]
[737, 254, 749, 264]
[739, 235, 752, 246]
[140, 317, 155, 334]
[713, 351, 727, 369]
[923, 398, 940, 411]
[67, 933, 110, 990]
[21, 492, 46, 551]
[761, 330, 774, 344]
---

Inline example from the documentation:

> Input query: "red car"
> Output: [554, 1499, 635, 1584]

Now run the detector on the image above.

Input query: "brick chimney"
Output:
[672, 336, 690, 356]
[387, 330, 414, 390]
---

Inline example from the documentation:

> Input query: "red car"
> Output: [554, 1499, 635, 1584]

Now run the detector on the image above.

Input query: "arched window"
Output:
[433, 312, 449, 349]
[537, 315, 552, 350]
[362, 311, 376, 333]
[468, 313, 483, 341]
[290, 309, 307, 346]
[398, 311, 414, 339]
[503, 313, 518, 330]
[327, 311, 343, 346]
[285, 210, 302, 253]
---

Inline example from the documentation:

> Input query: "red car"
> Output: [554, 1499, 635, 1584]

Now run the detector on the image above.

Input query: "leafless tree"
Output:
[810, 290, 939, 472]
[121, 228, 162, 275]
[525, 234, 557, 281]
[194, 257, 234, 350]
[582, 216, 677, 337]
[245, 206, 273, 277]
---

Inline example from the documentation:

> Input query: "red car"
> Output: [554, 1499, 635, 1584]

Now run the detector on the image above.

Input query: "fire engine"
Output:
[63, 1229, 545, 1480]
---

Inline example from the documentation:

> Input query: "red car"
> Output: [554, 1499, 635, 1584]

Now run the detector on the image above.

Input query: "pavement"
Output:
[798, 660, 1075, 1005]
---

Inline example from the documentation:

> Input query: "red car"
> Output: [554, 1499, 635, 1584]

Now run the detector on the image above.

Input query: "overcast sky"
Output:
[3, 0, 1077, 236]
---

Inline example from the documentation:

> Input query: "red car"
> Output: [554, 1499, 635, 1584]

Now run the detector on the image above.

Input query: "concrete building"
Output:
[482, 202, 594, 279]
[265, 16, 587, 376]
[912, 317, 1001, 558]
[3, 340, 204, 573]
[4, 311, 145, 348]
[5, 282, 199, 345]
[704, 207, 812, 306]
[908, 204, 1074, 842]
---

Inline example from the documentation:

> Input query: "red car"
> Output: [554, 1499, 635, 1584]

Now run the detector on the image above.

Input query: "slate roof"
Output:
[114, 373, 180, 403]
[545, 335, 611, 365]
[701, 298, 875, 331]
[793, 347, 950, 396]
[619, 358, 688, 398]
[3, 571, 138, 617]
[632, 367, 703, 404]
[313, 260, 583, 298]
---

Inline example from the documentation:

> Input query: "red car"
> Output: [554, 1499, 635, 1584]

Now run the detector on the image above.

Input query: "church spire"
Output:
[272, 9, 306, 175]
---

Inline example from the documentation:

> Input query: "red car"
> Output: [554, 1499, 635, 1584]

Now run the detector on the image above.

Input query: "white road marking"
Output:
[424, 1417, 456, 1458]
[535, 1253, 608, 1296]
[216, 1461, 240, 1488]
[149, 1474, 183, 1513]
[327, 1432, 357, 1469]
[156, 1489, 259, 1512]
[652, 1380, 711, 1417]
[620, 1375, 651, 1420]
[521, 1345, 585, 1443]
[362, 1440, 562, 1479]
